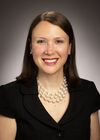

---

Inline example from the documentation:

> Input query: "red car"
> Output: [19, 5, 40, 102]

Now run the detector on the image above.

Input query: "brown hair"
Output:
[16, 11, 80, 86]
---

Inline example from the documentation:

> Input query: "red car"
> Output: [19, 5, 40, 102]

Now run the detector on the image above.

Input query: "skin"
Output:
[31, 21, 71, 88]
[0, 115, 16, 140]
[90, 112, 100, 140]
[31, 21, 71, 90]
[0, 21, 99, 140]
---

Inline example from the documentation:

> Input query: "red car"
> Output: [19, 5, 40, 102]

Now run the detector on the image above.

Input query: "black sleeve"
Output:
[0, 84, 17, 118]
[90, 81, 100, 113]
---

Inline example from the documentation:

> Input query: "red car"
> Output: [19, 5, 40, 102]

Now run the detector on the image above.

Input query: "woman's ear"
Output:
[68, 43, 71, 55]
[30, 43, 32, 54]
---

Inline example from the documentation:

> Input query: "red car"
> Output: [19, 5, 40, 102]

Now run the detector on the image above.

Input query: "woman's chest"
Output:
[38, 93, 70, 123]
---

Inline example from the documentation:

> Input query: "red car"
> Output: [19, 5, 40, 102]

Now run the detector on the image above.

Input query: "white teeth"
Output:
[44, 59, 57, 63]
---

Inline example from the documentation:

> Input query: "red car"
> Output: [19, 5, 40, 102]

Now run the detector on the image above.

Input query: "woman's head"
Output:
[17, 11, 79, 86]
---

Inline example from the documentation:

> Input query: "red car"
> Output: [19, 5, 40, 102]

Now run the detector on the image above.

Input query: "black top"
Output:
[0, 78, 100, 140]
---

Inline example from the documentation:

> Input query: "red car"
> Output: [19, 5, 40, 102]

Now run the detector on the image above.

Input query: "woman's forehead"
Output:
[32, 21, 68, 38]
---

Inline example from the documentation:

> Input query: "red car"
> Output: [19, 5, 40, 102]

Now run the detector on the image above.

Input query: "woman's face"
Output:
[31, 21, 71, 76]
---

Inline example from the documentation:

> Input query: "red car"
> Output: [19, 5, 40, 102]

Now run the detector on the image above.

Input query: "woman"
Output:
[0, 11, 100, 140]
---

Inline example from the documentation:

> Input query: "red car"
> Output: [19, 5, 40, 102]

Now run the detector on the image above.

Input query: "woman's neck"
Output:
[37, 71, 64, 91]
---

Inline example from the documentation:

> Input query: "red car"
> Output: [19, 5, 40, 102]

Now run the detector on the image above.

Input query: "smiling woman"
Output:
[31, 21, 71, 76]
[0, 11, 100, 140]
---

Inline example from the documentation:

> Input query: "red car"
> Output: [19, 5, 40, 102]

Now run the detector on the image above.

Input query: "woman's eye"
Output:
[55, 40, 64, 44]
[37, 40, 43, 43]
[37, 40, 45, 44]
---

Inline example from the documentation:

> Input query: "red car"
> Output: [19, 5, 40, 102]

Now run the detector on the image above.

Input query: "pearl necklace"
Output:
[37, 77, 68, 103]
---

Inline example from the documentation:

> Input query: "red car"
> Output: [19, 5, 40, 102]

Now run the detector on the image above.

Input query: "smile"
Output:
[42, 58, 58, 65]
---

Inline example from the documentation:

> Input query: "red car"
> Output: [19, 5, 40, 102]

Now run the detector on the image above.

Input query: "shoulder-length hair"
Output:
[16, 11, 80, 86]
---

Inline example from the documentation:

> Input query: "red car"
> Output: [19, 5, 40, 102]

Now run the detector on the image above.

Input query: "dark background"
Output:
[0, 0, 100, 94]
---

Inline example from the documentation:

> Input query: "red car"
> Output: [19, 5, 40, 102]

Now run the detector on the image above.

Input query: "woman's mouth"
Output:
[42, 58, 58, 65]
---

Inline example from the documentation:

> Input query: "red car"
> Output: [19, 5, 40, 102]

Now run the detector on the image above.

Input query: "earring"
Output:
[30, 51, 32, 54]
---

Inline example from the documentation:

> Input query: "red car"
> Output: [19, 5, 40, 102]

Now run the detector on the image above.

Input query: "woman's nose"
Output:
[45, 41, 55, 55]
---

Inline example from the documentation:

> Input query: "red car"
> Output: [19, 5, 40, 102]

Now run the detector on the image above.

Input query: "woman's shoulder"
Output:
[0, 80, 20, 92]
[0, 78, 32, 90]
[78, 78, 98, 90]
[76, 78, 100, 102]
[0, 77, 37, 95]
[0, 81, 21, 118]
[0, 81, 21, 105]
[79, 78, 94, 84]
[70, 78, 100, 97]
[80, 79, 100, 112]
